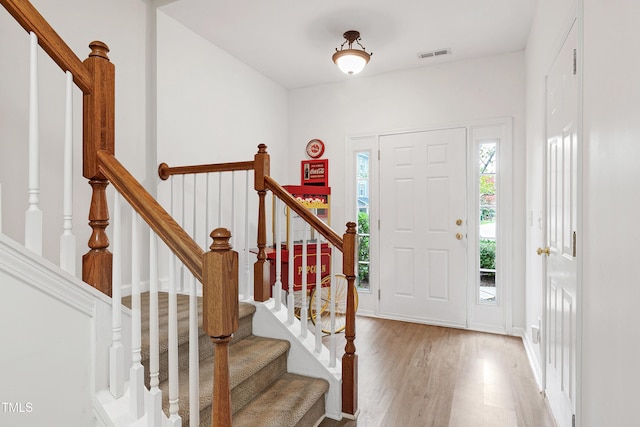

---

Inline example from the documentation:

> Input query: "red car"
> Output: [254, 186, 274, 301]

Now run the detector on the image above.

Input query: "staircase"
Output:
[124, 292, 329, 426]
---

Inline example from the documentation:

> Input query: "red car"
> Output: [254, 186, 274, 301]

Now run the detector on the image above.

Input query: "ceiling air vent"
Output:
[417, 48, 451, 60]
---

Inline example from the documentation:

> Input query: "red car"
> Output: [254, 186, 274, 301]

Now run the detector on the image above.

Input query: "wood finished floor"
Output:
[319, 316, 556, 427]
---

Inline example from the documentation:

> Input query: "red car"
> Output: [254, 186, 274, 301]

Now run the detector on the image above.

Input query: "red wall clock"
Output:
[305, 139, 325, 159]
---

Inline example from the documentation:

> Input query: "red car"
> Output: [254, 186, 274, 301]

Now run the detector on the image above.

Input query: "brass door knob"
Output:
[537, 247, 550, 256]
[456, 219, 463, 226]
[455, 233, 464, 240]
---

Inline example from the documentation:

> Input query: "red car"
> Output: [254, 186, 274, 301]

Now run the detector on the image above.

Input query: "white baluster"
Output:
[230, 171, 236, 246]
[328, 250, 337, 368]
[243, 170, 251, 299]
[110, 193, 124, 398]
[217, 173, 222, 228]
[168, 182, 181, 426]
[189, 175, 199, 426]
[147, 232, 163, 427]
[314, 222, 322, 353]
[286, 208, 295, 324]
[130, 214, 145, 418]
[300, 222, 308, 338]
[179, 176, 186, 293]
[25, 32, 42, 255]
[205, 173, 211, 246]
[273, 197, 282, 310]
[59, 71, 75, 274]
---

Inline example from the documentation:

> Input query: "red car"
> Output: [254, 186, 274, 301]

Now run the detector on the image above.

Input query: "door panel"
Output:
[379, 128, 467, 326]
[545, 23, 577, 427]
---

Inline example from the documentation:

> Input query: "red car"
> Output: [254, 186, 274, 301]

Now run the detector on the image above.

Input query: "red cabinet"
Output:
[264, 243, 331, 291]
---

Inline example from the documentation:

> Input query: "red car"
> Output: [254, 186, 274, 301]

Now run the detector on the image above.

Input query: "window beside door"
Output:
[356, 151, 370, 291]
[479, 141, 497, 304]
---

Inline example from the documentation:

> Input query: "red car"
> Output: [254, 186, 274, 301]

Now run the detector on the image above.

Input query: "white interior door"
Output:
[544, 23, 578, 427]
[379, 128, 467, 327]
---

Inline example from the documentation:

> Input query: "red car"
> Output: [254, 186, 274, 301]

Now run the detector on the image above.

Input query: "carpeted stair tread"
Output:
[123, 293, 255, 362]
[158, 335, 291, 424]
[228, 335, 290, 388]
[129, 292, 328, 425]
[232, 373, 329, 427]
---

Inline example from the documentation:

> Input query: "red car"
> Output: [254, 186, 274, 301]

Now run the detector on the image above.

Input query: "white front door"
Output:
[544, 22, 578, 427]
[379, 128, 467, 327]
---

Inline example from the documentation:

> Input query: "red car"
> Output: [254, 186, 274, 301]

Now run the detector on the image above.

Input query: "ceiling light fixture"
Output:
[332, 30, 372, 75]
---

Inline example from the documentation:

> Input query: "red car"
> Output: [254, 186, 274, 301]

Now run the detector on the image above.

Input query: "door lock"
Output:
[537, 247, 550, 256]
[455, 219, 463, 226]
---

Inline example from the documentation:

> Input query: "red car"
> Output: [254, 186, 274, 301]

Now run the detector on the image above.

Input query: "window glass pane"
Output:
[479, 142, 497, 303]
[356, 152, 370, 291]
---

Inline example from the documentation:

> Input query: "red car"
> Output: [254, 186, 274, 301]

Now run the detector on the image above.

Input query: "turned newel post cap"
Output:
[346, 221, 357, 233]
[89, 41, 110, 60]
[257, 144, 268, 154]
[210, 228, 232, 251]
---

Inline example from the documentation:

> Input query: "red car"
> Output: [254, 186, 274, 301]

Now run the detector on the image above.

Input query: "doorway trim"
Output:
[345, 118, 515, 333]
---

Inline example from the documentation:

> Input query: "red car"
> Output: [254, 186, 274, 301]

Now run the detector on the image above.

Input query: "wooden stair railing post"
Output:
[342, 221, 358, 415]
[203, 228, 239, 427]
[253, 144, 271, 302]
[82, 41, 114, 295]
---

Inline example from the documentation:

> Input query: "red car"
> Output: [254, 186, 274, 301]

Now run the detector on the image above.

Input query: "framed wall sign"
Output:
[301, 159, 329, 186]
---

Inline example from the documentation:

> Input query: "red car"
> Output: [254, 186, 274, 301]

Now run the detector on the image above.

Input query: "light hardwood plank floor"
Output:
[319, 316, 556, 427]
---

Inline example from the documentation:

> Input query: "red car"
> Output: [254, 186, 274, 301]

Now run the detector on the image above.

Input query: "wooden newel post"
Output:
[254, 144, 271, 302]
[342, 221, 358, 415]
[203, 228, 239, 427]
[82, 41, 114, 296]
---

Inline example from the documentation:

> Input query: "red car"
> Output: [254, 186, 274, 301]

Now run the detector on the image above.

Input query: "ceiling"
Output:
[159, 0, 537, 90]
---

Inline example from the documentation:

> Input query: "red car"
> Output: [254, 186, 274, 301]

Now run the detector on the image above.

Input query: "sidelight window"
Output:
[479, 142, 497, 303]
[356, 152, 370, 291]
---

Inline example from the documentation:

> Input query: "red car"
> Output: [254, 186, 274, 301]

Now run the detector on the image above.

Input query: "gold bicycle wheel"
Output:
[293, 289, 311, 319]
[309, 274, 358, 334]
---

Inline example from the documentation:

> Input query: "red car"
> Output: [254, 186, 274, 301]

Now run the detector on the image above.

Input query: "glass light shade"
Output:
[333, 49, 370, 75]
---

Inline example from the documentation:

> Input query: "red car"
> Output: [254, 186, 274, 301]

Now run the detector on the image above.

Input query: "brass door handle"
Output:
[455, 233, 464, 240]
[537, 247, 550, 256]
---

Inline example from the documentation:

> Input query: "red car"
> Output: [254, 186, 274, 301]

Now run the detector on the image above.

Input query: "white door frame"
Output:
[345, 118, 514, 333]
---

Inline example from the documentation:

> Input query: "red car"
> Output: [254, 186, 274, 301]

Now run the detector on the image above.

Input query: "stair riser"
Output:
[143, 331, 213, 387]
[231, 351, 288, 415]
[142, 312, 253, 386]
[196, 351, 289, 427]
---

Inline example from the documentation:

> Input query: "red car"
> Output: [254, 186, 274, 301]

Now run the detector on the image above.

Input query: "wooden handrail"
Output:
[0, 0, 93, 93]
[97, 151, 205, 283]
[158, 161, 255, 180]
[265, 176, 343, 251]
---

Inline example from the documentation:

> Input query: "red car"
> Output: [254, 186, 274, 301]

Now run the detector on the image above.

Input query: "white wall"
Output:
[0, 0, 152, 277]
[156, 11, 288, 174]
[524, 0, 578, 382]
[155, 12, 288, 266]
[288, 52, 527, 328]
[580, 1, 640, 426]
[0, 235, 122, 427]
[527, 1, 640, 425]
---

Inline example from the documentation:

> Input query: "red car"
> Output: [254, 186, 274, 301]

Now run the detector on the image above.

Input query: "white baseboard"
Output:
[512, 326, 543, 390]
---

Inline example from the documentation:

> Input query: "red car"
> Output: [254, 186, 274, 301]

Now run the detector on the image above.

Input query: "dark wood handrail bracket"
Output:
[265, 176, 343, 251]
[1, 0, 93, 93]
[97, 151, 205, 283]
[158, 161, 255, 180]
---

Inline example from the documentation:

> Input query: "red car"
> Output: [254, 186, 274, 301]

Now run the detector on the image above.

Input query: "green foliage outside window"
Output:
[480, 239, 496, 270]
[358, 211, 370, 284]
